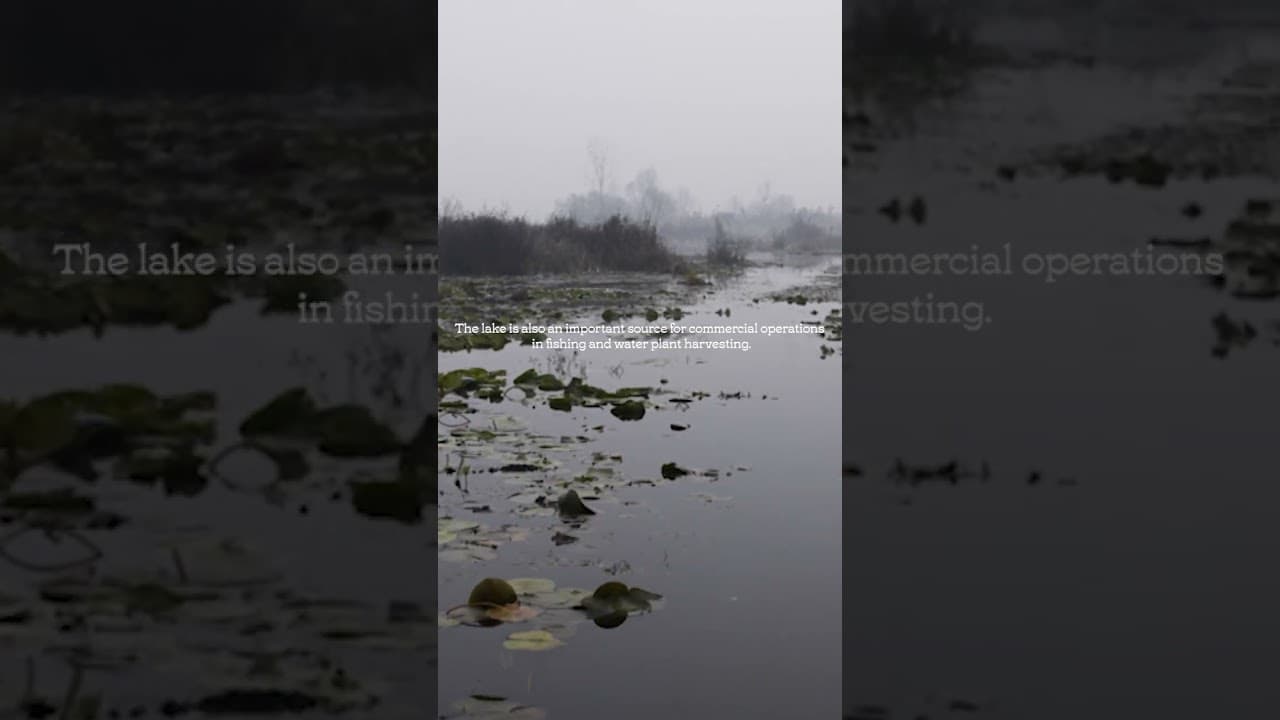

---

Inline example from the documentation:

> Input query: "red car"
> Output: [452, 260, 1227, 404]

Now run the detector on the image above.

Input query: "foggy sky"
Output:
[438, 0, 840, 219]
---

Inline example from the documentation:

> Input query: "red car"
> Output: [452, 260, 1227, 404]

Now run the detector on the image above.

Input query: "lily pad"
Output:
[503, 629, 563, 652]
[445, 696, 547, 720]
[439, 368, 508, 397]
[522, 587, 589, 609]
[439, 545, 499, 563]
[577, 581, 663, 628]
[485, 603, 542, 623]
[239, 389, 401, 456]
[610, 400, 645, 421]
[239, 387, 316, 437]
[439, 518, 481, 534]
[507, 578, 556, 596]
[309, 405, 401, 457]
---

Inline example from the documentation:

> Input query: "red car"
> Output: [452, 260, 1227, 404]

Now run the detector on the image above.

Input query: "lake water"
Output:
[437, 260, 841, 718]
[846, 8, 1280, 719]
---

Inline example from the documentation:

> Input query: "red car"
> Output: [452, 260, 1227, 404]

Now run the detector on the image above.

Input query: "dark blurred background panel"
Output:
[0, 0, 432, 93]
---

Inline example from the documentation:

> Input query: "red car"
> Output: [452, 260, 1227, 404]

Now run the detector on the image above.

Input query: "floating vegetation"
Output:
[442, 578, 543, 628]
[609, 400, 645, 421]
[238, 387, 402, 457]
[437, 275, 698, 353]
[1152, 199, 1280, 356]
[555, 490, 595, 520]
[576, 582, 664, 629]
[435, 259, 839, 715]
[438, 328, 517, 353]
[660, 462, 691, 480]
[760, 279, 841, 306]
[442, 695, 548, 720]
[441, 577, 663, 638]
[437, 519, 529, 564]
[1210, 312, 1257, 358]
[1021, 110, 1280, 183]
[1, 384, 215, 483]
[847, 458, 1081, 491]
[503, 629, 563, 651]
[440, 368, 508, 400]
[823, 308, 842, 341]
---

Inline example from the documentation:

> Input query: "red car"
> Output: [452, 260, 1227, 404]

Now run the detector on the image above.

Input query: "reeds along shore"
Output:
[439, 214, 682, 276]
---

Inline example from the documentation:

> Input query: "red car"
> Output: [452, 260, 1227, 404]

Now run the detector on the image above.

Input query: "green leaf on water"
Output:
[610, 400, 645, 421]
[239, 387, 316, 437]
[577, 581, 664, 627]
[309, 405, 401, 457]
[535, 375, 563, 391]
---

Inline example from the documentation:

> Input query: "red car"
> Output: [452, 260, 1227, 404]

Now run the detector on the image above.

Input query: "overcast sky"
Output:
[438, 0, 840, 219]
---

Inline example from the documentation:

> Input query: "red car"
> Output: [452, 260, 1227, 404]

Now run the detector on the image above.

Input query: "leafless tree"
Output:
[586, 139, 612, 198]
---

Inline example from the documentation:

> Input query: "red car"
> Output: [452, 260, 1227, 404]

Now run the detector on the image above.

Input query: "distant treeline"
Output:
[0, 0, 431, 93]
[543, 166, 840, 253]
[441, 214, 681, 276]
